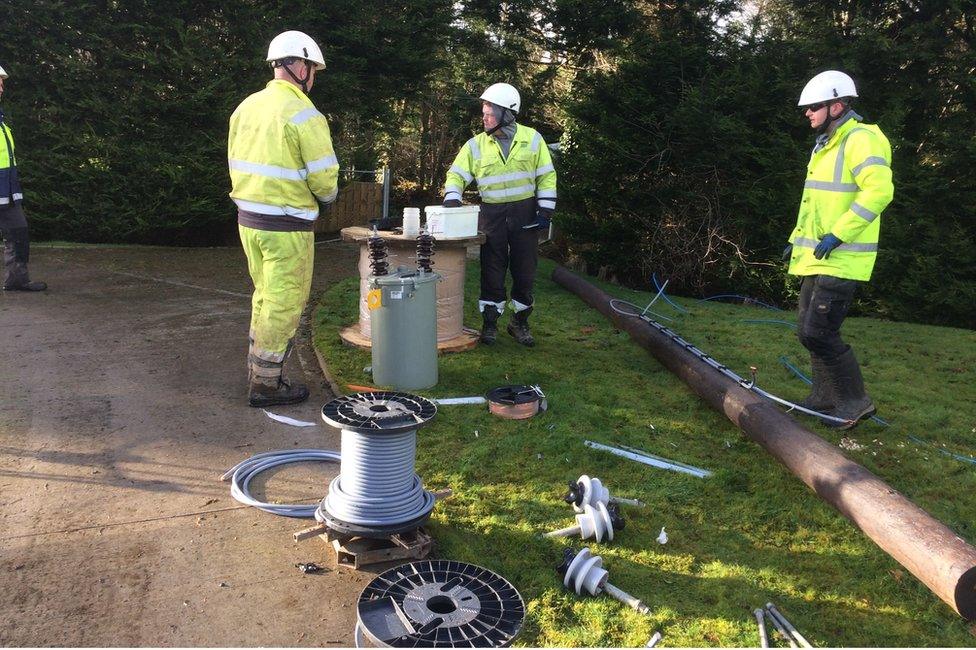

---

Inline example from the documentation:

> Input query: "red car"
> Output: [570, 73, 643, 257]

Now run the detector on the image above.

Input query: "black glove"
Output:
[442, 199, 462, 208]
[522, 210, 552, 230]
[781, 244, 793, 263]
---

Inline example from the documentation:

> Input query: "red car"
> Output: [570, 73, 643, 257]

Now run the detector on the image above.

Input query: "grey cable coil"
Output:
[319, 428, 434, 526]
[221, 449, 340, 518]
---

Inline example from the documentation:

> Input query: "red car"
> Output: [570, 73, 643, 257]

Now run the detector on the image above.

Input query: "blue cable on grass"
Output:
[742, 319, 797, 329]
[651, 273, 690, 314]
[908, 435, 976, 467]
[699, 294, 783, 311]
[777, 355, 890, 427]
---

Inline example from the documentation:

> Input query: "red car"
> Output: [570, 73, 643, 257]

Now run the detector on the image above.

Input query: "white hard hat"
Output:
[480, 83, 520, 113]
[267, 31, 326, 71]
[798, 70, 857, 106]
[0, 66, 7, 79]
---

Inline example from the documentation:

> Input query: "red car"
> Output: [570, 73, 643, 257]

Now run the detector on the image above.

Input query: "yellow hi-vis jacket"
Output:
[228, 80, 339, 221]
[788, 116, 894, 281]
[444, 123, 557, 212]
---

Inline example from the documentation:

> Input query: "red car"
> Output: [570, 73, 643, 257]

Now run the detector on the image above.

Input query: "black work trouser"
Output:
[796, 274, 859, 360]
[0, 202, 30, 289]
[479, 197, 538, 307]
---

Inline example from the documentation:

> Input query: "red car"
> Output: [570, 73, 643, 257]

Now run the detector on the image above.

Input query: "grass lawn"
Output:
[313, 257, 976, 647]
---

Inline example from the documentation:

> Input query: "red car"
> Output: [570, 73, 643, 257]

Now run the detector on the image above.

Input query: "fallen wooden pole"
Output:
[552, 265, 976, 619]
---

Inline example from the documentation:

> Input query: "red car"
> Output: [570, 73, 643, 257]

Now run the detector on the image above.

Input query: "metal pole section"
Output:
[381, 167, 390, 220]
[754, 608, 769, 648]
[551, 265, 976, 619]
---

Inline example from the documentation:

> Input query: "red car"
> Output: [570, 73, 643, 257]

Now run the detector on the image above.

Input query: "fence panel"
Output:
[314, 181, 384, 233]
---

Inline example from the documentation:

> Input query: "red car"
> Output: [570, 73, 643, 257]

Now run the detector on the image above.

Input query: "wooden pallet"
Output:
[294, 524, 434, 570]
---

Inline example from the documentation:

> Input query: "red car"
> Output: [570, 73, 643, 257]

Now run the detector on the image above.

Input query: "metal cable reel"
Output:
[317, 391, 438, 537]
[356, 559, 525, 647]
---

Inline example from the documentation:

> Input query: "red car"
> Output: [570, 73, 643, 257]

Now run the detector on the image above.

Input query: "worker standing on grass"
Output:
[228, 31, 339, 407]
[443, 83, 557, 347]
[0, 65, 46, 292]
[784, 70, 893, 429]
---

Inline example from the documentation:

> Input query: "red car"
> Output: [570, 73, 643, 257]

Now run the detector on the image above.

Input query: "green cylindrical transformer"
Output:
[370, 269, 440, 390]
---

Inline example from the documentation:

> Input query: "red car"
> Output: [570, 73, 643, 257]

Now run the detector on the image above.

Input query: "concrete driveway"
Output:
[0, 242, 372, 646]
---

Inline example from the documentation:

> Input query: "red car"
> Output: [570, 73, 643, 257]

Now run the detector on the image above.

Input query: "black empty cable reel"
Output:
[356, 559, 525, 647]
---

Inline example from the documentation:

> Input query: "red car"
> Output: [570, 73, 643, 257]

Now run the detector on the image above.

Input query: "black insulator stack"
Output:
[416, 230, 436, 273]
[367, 229, 389, 276]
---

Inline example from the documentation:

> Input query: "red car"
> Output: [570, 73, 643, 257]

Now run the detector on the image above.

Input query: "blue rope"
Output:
[908, 435, 976, 467]
[651, 273, 690, 314]
[777, 355, 889, 427]
[698, 294, 782, 311]
[742, 319, 797, 329]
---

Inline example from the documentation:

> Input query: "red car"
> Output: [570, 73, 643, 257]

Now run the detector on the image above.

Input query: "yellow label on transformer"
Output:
[367, 289, 382, 310]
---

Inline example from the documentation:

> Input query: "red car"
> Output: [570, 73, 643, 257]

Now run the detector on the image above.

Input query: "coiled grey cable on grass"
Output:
[221, 449, 340, 518]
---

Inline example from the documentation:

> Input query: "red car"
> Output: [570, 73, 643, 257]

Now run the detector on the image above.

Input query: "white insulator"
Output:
[563, 547, 608, 596]
[571, 474, 645, 512]
[547, 502, 617, 541]
[577, 502, 615, 541]
[562, 547, 651, 614]
[572, 474, 611, 512]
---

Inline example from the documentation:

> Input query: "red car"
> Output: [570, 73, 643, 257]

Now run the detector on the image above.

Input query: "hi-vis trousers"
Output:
[239, 225, 314, 378]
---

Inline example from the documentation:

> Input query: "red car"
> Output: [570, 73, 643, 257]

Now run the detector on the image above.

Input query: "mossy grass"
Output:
[314, 257, 976, 647]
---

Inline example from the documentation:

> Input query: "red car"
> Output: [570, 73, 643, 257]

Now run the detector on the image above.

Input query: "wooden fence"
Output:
[314, 181, 384, 233]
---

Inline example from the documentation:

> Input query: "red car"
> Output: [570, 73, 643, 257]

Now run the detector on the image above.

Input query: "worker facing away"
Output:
[784, 70, 893, 429]
[443, 83, 557, 347]
[0, 65, 47, 292]
[228, 30, 339, 407]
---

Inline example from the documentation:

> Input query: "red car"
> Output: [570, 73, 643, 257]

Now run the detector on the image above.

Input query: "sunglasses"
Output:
[802, 102, 829, 113]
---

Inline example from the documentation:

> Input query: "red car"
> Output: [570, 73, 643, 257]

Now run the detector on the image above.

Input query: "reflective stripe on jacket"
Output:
[788, 117, 894, 281]
[0, 114, 24, 205]
[444, 123, 557, 211]
[228, 80, 339, 221]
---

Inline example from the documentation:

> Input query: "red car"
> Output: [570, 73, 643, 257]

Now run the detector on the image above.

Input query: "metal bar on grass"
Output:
[584, 440, 711, 478]
[754, 608, 769, 648]
[766, 602, 813, 648]
[765, 604, 798, 648]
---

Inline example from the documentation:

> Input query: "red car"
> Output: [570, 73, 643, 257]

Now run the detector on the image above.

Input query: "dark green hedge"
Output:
[1, 0, 972, 327]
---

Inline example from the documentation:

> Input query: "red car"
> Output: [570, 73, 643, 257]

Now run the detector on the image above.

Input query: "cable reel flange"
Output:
[357, 559, 525, 647]
[322, 391, 437, 434]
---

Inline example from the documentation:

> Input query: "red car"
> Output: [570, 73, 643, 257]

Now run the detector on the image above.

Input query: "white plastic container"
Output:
[424, 205, 480, 238]
[402, 207, 421, 237]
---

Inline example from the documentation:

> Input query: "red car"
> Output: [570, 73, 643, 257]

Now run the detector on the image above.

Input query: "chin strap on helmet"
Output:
[816, 100, 850, 135]
[485, 105, 516, 136]
[272, 57, 313, 94]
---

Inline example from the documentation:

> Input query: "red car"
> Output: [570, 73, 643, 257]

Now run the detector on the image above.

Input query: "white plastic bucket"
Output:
[424, 205, 480, 238]
[402, 207, 421, 237]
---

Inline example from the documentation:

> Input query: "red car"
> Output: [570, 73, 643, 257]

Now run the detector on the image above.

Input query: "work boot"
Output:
[3, 280, 47, 291]
[2, 238, 45, 291]
[480, 305, 500, 345]
[507, 307, 535, 347]
[248, 376, 309, 408]
[824, 347, 875, 430]
[797, 353, 835, 412]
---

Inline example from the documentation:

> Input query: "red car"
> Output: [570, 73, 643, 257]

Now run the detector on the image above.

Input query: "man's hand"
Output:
[442, 199, 462, 208]
[782, 244, 793, 263]
[522, 210, 552, 230]
[814, 233, 843, 260]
